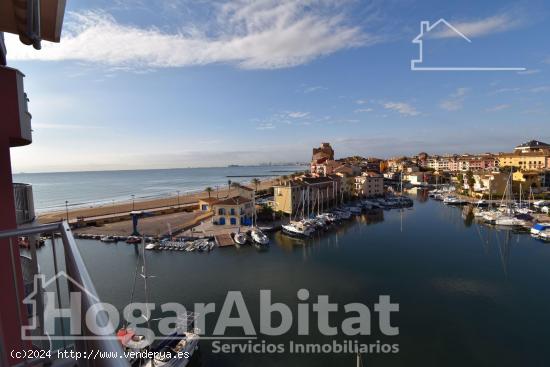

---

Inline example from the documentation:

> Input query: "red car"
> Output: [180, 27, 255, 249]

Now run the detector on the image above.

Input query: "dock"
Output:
[215, 233, 235, 247]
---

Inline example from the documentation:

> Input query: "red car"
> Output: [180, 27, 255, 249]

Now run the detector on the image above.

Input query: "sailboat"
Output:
[250, 193, 269, 246]
[494, 171, 527, 227]
[117, 239, 200, 366]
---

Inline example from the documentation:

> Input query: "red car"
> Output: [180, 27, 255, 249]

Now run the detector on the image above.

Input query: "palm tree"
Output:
[251, 178, 261, 192]
[205, 187, 213, 198]
[227, 179, 232, 197]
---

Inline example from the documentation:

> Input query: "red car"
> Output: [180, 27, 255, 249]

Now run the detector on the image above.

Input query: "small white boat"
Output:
[143, 330, 200, 367]
[443, 196, 466, 205]
[495, 216, 526, 227]
[100, 235, 116, 243]
[250, 228, 269, 245]
[233, 232, 248, 245]
[282, 221, 314, 237]
[145, 243, 158, 250]
[538, 229, 550, 241]
[530, 223, 550, 236]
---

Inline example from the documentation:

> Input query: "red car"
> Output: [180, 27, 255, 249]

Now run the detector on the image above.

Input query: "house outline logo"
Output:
[411, 18, 526, 71]
[22, 271, 99, 340]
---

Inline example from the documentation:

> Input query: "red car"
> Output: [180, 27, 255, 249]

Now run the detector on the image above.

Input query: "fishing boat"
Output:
[250, 228, 269, 246]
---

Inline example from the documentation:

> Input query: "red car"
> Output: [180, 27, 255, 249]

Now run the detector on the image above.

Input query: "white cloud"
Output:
[256, 123, 276, 130]
[530, 85, 550, 93]
[354, 108, 373, 113]
[5, 2, 377, 70]
[383, 102, 419, 116]
[490, 87, 520, 94]
[431, 12, 525, 39]
[440, 87, 469, 111]
[355, 99, 369, 105]
[287, 111, 309, 118]
[485, 104, 510, 112]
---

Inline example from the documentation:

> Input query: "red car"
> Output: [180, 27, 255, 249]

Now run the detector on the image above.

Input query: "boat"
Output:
[282, 221, 314, 237]
[333, 208, 351, 219]
[126, 236, 141, 244]
[143, 331, 200, 367]
[145, 243, 158, 250]
[473, 199, 488, 207]
[233, 232, 248, 245]
[443, 196, 466, 205]
[100, 235, 117, 243]
[538, 229, 550, 241]
[530, 223, 550, 236]
[495, 216, 527, 227]
[118, 240, 200, 366]
[250, 228, 269, 245]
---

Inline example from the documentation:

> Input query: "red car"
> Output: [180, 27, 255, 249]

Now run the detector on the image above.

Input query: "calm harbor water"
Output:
[13, 165, 306, 213]
[35, 192, 550, 366]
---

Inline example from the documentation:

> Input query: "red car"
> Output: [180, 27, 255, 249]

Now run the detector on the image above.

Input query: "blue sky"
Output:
[6, 0, 550, 172]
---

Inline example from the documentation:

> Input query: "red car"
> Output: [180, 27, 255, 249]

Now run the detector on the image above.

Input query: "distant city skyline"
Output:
[5, 0, 550, 173]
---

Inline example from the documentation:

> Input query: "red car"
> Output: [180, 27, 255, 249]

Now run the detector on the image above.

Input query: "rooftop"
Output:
[212, 196, 252, 206]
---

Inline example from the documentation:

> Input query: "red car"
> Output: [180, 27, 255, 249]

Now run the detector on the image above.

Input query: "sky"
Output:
[5, 0, 550, 173]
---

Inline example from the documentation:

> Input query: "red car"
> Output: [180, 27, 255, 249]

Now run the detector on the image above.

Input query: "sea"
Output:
[12, 165, 307, 213]
[30, 192, 550, 366]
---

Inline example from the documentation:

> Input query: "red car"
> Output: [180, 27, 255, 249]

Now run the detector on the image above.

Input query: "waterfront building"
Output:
[211, 196, 254, 226]
[472, 173, 509, 196]
[354, 172, 384, 197]
[406, 172, 431, 186]
[498, 152, 548, 171]
[427, 154, 498, 172]
[273, 176, 342, 215]
[514, 140, 550, 154]
[198, 185, 256, 225]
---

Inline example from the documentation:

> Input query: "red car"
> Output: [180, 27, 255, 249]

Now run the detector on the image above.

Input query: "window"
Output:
[218, 208, 225, 215]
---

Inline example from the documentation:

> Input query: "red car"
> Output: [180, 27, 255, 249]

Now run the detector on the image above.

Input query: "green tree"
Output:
[251, 178, 261, 192]
[205, 187, 213, 198]
[465, 170, 475, 195]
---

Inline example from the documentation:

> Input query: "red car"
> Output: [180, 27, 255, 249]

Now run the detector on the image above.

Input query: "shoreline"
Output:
[37, 176, 282, 224]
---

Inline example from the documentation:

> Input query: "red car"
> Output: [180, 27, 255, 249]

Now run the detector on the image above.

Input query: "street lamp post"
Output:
[176, 190, 180, 208]
[131, 194, 135, 211]
[65, 200, 69, 222]
[112, 199, 115, 215]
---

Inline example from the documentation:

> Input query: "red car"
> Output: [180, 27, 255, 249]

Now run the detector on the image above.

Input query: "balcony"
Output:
[13, 183, 35, 225]
[0, 221, 129, 366]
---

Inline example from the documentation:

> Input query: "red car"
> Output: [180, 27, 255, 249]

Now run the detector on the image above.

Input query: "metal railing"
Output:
[13, 183, 35, 225]
[0, 222, 129, 367]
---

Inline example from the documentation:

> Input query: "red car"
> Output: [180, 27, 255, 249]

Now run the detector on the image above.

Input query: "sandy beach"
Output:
[37, 177, 280, 223]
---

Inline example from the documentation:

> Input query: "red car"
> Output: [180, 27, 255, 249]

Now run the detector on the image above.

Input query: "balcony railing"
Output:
[13, 183, 35, 225]
[0, 221, 129, 367]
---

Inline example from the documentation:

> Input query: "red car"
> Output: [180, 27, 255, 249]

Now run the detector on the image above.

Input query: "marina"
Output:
[27, 193, 550, 366]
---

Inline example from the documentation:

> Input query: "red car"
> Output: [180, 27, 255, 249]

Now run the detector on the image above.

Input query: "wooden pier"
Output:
[215, 233, 235, 247]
